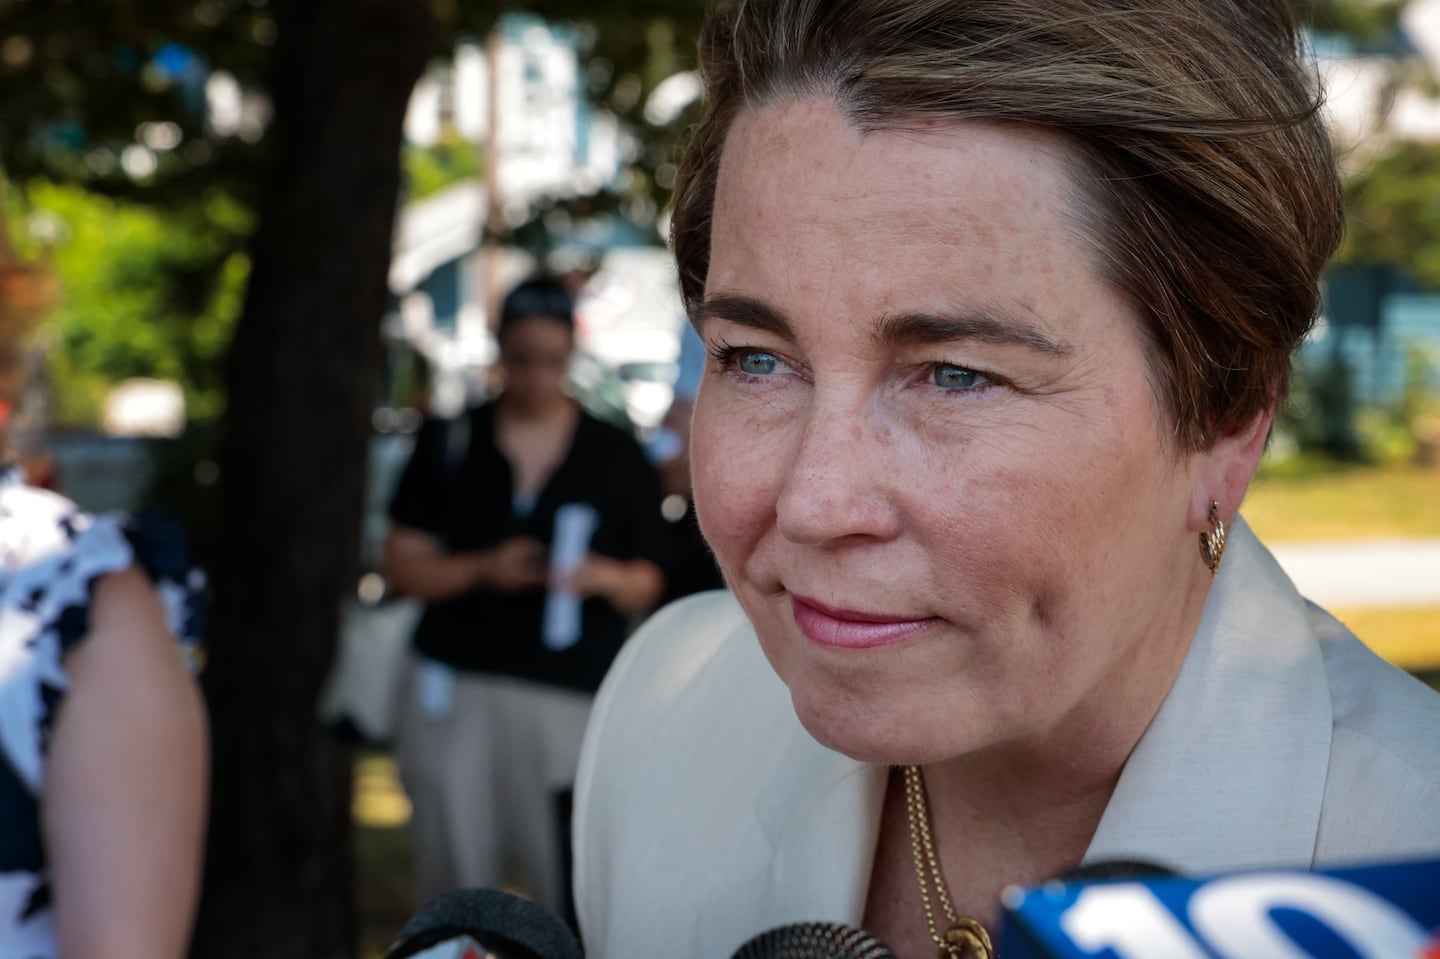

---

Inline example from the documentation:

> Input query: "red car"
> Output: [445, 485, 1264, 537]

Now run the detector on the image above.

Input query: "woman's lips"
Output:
[790, 594, 937, 649]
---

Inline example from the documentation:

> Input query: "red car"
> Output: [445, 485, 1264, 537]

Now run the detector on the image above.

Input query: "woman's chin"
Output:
[790, 691, 973, 767]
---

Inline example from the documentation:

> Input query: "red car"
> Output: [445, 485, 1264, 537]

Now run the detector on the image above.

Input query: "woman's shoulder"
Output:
[1307, 602, 1440, 859]
[577, 589, 792, 804]
[1318, 611, 1440, 736]
[1, 473, 85, 545]
[0, 478, 132, 592]
[0, 481, 203, 666]
[0, 480, 134, 789]
[1309, 602, 1440, 767]
[573, 590, 803, 955]
[592, 591, 768, 717]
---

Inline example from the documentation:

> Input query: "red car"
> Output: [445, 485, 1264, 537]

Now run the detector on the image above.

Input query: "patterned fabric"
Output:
[0, 469, 204, 955]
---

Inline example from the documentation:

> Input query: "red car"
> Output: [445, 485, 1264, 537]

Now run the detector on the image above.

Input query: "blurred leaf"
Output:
[9, 178, 248, 425]
[1338, 139, 1440, 288]
[403, 124, 481, 201]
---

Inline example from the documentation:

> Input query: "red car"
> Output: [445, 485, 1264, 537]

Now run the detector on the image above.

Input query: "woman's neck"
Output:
[494, 396, 580, 500]
[895, 575, 1210, 928]
[863, 760, 1115, 956]
[928, 558, 1212, 837]
[497, 393, 575, 425]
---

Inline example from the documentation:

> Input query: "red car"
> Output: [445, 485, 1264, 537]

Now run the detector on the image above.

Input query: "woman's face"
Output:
[692, 98, 1226, 766]
[498, 315, 574, 413]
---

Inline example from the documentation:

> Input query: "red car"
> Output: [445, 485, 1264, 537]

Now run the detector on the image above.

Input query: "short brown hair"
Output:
[671, 0, 1344, 449]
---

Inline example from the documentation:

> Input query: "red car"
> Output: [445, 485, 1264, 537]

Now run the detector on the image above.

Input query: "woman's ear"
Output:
[1187, 407, 1273, 531]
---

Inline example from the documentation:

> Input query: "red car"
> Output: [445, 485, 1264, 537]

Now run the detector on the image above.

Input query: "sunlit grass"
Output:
[1244, 462, 1440, 542]
[356, 751, 411, 828]
[1331, 605, 1440, 673]
[355, 751, 412, 959]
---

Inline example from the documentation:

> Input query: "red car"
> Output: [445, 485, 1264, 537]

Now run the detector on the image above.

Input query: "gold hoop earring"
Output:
[1200, 500, 1227, 576]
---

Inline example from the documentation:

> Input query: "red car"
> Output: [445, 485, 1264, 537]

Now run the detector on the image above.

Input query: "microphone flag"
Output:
[1001, 856, 1440, 959]
[403, 935, 489, 959]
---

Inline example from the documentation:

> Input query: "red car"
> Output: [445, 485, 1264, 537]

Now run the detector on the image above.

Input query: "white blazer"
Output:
[573, 519, 1440, 958]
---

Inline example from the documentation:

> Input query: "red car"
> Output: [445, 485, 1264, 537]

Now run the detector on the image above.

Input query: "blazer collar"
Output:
[1085, 516, 1333, 873]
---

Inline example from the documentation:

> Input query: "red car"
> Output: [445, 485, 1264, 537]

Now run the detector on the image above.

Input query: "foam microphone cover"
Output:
[1050, 859, 1179, 883]
[384, 888, 583, 959]
[730, 922, 898, 959]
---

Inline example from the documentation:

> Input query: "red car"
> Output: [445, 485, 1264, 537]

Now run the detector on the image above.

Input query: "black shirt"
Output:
[388, 402, 667, 693]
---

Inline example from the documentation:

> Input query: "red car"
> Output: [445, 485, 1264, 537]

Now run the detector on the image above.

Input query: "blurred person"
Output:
[383, 277, 666, 914]
[572, 1, 1440, 956]
[0, 236, 207, 957]
[651, 323, 724, 606]
[652, 397, 724, 606]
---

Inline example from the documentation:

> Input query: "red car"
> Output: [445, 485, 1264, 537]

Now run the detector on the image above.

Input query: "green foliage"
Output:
[1274, 345, 1440, 468]
[473, 2, 710, 256]
[1339, 139, 1440, 287]
[4, 0, 711, 433]
[1275, 353, 1366, 462]
[403, 125, 482, 202]
[1358, 345, 1440, 465]
[0, 0, 272, 209]
[572, 4, 708, 223]
[10, 179, 250, 427]
[1304, 0, 1406, 46]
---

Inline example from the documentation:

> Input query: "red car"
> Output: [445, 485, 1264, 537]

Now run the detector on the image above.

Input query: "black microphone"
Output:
[730, 922, 898, 959]
[382, 888, 583, 959]
[727, 865, 1174, 959]
[1048, 859, 1179, 884]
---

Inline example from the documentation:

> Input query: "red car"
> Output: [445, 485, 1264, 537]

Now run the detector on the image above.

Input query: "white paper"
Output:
[415, 658, 456, 719]
[543, 502, 599, 652]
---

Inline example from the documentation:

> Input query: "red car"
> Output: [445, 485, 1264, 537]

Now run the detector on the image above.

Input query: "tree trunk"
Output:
[193, 2, 434, 956]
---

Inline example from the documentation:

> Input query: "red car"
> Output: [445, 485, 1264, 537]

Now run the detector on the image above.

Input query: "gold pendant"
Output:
[941, 918, 994, 958]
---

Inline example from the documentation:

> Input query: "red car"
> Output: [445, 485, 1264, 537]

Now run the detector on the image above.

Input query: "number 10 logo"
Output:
[1060, 874, 1435, 958]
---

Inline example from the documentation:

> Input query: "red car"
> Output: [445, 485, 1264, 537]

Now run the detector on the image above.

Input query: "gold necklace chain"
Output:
[902, 765, 996, 959]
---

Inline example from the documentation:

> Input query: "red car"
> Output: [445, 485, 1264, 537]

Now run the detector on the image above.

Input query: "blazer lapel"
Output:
[1085, 517, 1334, 873]
[696, 720, 887, 956]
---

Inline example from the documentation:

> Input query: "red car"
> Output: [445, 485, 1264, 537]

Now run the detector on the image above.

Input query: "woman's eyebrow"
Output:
[694, 294, 795, 339]
[695, 295, 1071, 356]
[874, 310, 1073, 355]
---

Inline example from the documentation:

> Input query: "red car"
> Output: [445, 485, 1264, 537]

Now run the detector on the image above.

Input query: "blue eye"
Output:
[932, 364, 985, 390]
[739, 351, 781, 375]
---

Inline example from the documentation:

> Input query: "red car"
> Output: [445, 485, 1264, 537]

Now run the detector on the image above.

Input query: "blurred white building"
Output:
[389, 14, 687, 421]
[405, 20, 624, 204]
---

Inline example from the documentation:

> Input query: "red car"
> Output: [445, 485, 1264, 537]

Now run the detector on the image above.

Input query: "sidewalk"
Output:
[1270, 539, 1440, 608]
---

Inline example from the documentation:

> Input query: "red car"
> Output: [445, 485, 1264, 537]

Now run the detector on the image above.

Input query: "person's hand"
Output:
[559, 553, 624, 601]
[558, 554, 664, 613]
[485, 536, 548, 593]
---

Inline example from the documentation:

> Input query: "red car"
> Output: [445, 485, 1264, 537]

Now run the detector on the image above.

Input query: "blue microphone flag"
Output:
[1000, 856, 1440, 959]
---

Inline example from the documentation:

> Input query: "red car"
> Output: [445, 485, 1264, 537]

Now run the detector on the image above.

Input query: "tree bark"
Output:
[193, 2, 434, 956]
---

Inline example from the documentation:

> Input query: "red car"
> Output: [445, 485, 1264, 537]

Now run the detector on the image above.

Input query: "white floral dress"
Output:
[0, 470, 203, 955]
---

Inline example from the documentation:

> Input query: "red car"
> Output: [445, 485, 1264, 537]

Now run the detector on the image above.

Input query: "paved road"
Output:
[1270, 539, 1440, 608]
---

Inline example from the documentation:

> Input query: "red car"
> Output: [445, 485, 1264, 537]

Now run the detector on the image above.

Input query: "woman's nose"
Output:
[774, 404, 904, 547]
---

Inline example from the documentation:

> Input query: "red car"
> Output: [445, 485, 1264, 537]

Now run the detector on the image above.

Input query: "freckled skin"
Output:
[692, 98, 1235, 772]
